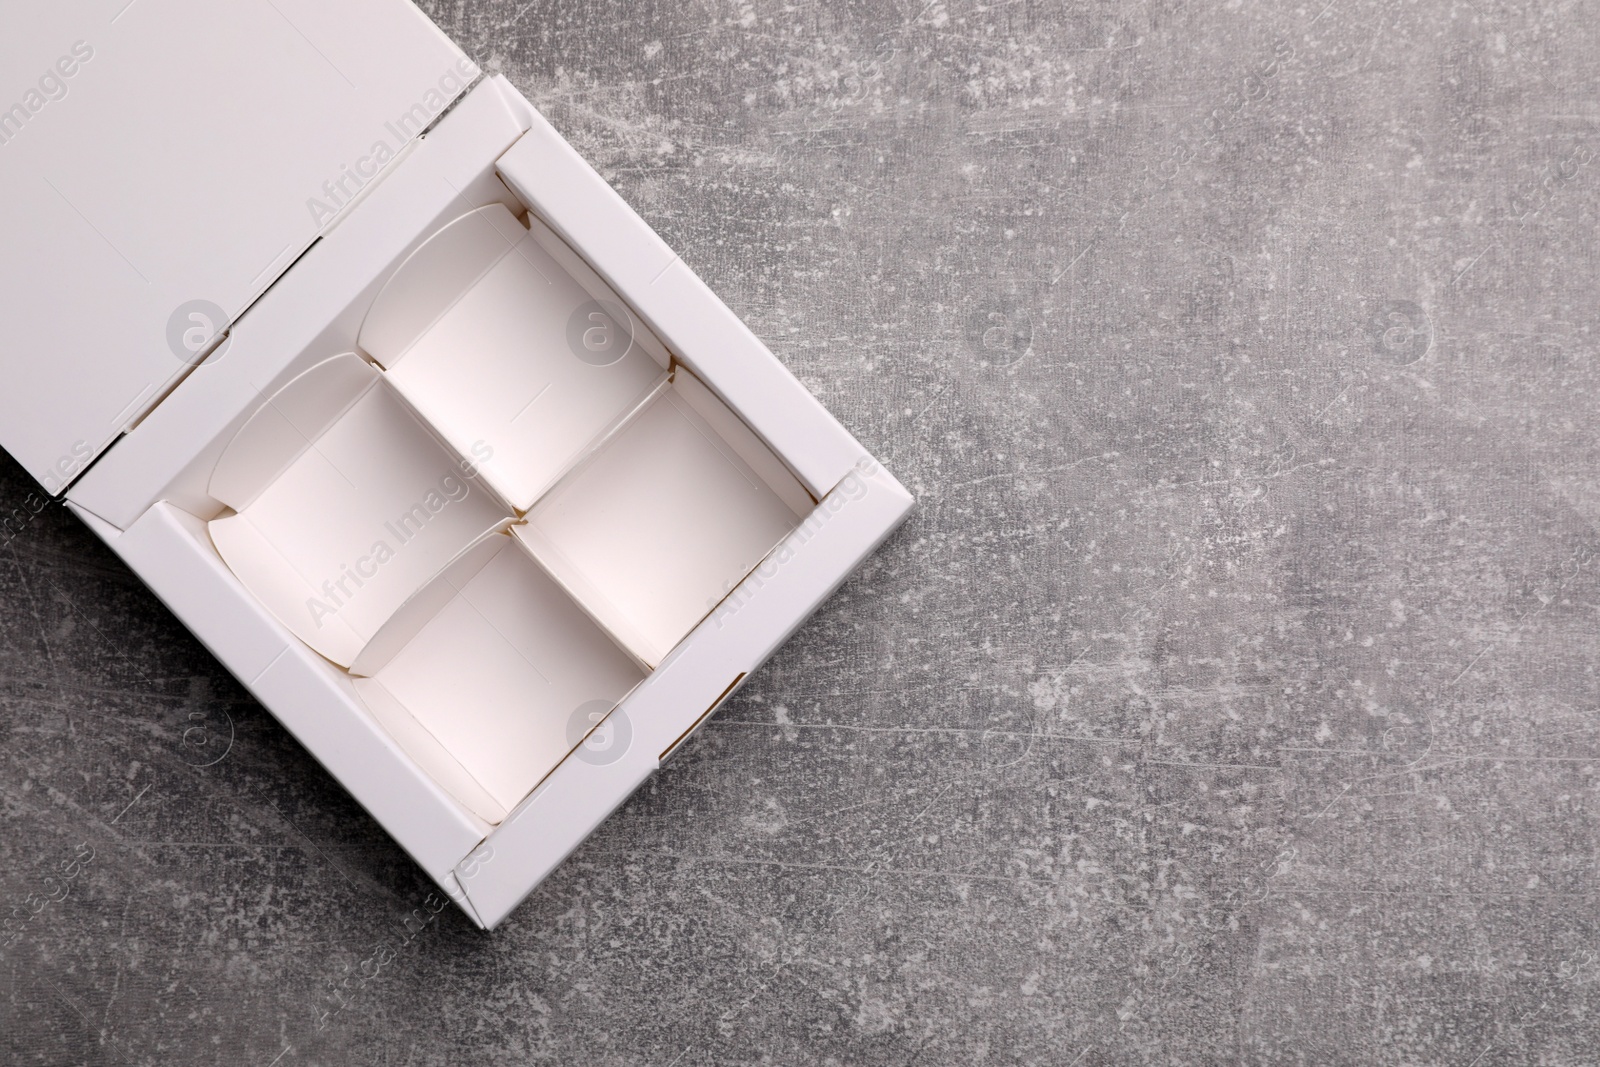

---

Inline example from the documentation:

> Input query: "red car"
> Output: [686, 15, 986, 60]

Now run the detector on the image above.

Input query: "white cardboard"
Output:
[42, 69, 915, 930]
[1, 0, 476, 493]
[66, 75, 532, 530]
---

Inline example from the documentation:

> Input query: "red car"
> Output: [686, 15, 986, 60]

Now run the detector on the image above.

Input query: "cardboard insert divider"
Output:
[206, 201, 812, 822]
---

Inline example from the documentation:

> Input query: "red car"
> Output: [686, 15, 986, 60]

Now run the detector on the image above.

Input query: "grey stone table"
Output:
[5, 1, 1599, 1063]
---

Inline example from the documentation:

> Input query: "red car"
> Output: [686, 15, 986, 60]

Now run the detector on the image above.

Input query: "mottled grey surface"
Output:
[5, 0, 1600, 1063]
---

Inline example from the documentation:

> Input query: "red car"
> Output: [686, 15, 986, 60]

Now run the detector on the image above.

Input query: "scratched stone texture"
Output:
[5, 0, 1600, 1064]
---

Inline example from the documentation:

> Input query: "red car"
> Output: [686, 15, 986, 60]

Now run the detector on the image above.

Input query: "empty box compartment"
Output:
[518, 368, 814, 668]
[351, 530, 646, 824]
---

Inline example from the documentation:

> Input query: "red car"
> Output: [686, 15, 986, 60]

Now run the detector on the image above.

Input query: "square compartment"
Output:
[517, 369, 813, 668]
[352, 531, 646, 824]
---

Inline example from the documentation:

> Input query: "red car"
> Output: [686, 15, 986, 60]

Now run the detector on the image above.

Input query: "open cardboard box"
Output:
[3, 0, 911, 928]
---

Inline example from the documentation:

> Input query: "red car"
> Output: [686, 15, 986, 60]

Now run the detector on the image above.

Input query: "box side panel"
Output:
[71, 500, 491, 890]
[459, 459, 913, 927]
[495, 116, 866, 500]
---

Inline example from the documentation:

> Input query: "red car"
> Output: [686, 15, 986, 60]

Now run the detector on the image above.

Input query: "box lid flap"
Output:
[0, 0, 478, 492]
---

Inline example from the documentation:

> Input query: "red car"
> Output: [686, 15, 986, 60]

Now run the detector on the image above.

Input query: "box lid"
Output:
[0, 0, 477, 492]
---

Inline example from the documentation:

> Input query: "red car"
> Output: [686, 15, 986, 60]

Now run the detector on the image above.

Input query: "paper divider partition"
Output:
[208, 350, 387, 514]
[358, 202, 672, 513]
[200, 195, 827, 824]
[206, 352, 515, 668]
[347, 524, 512, 678]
